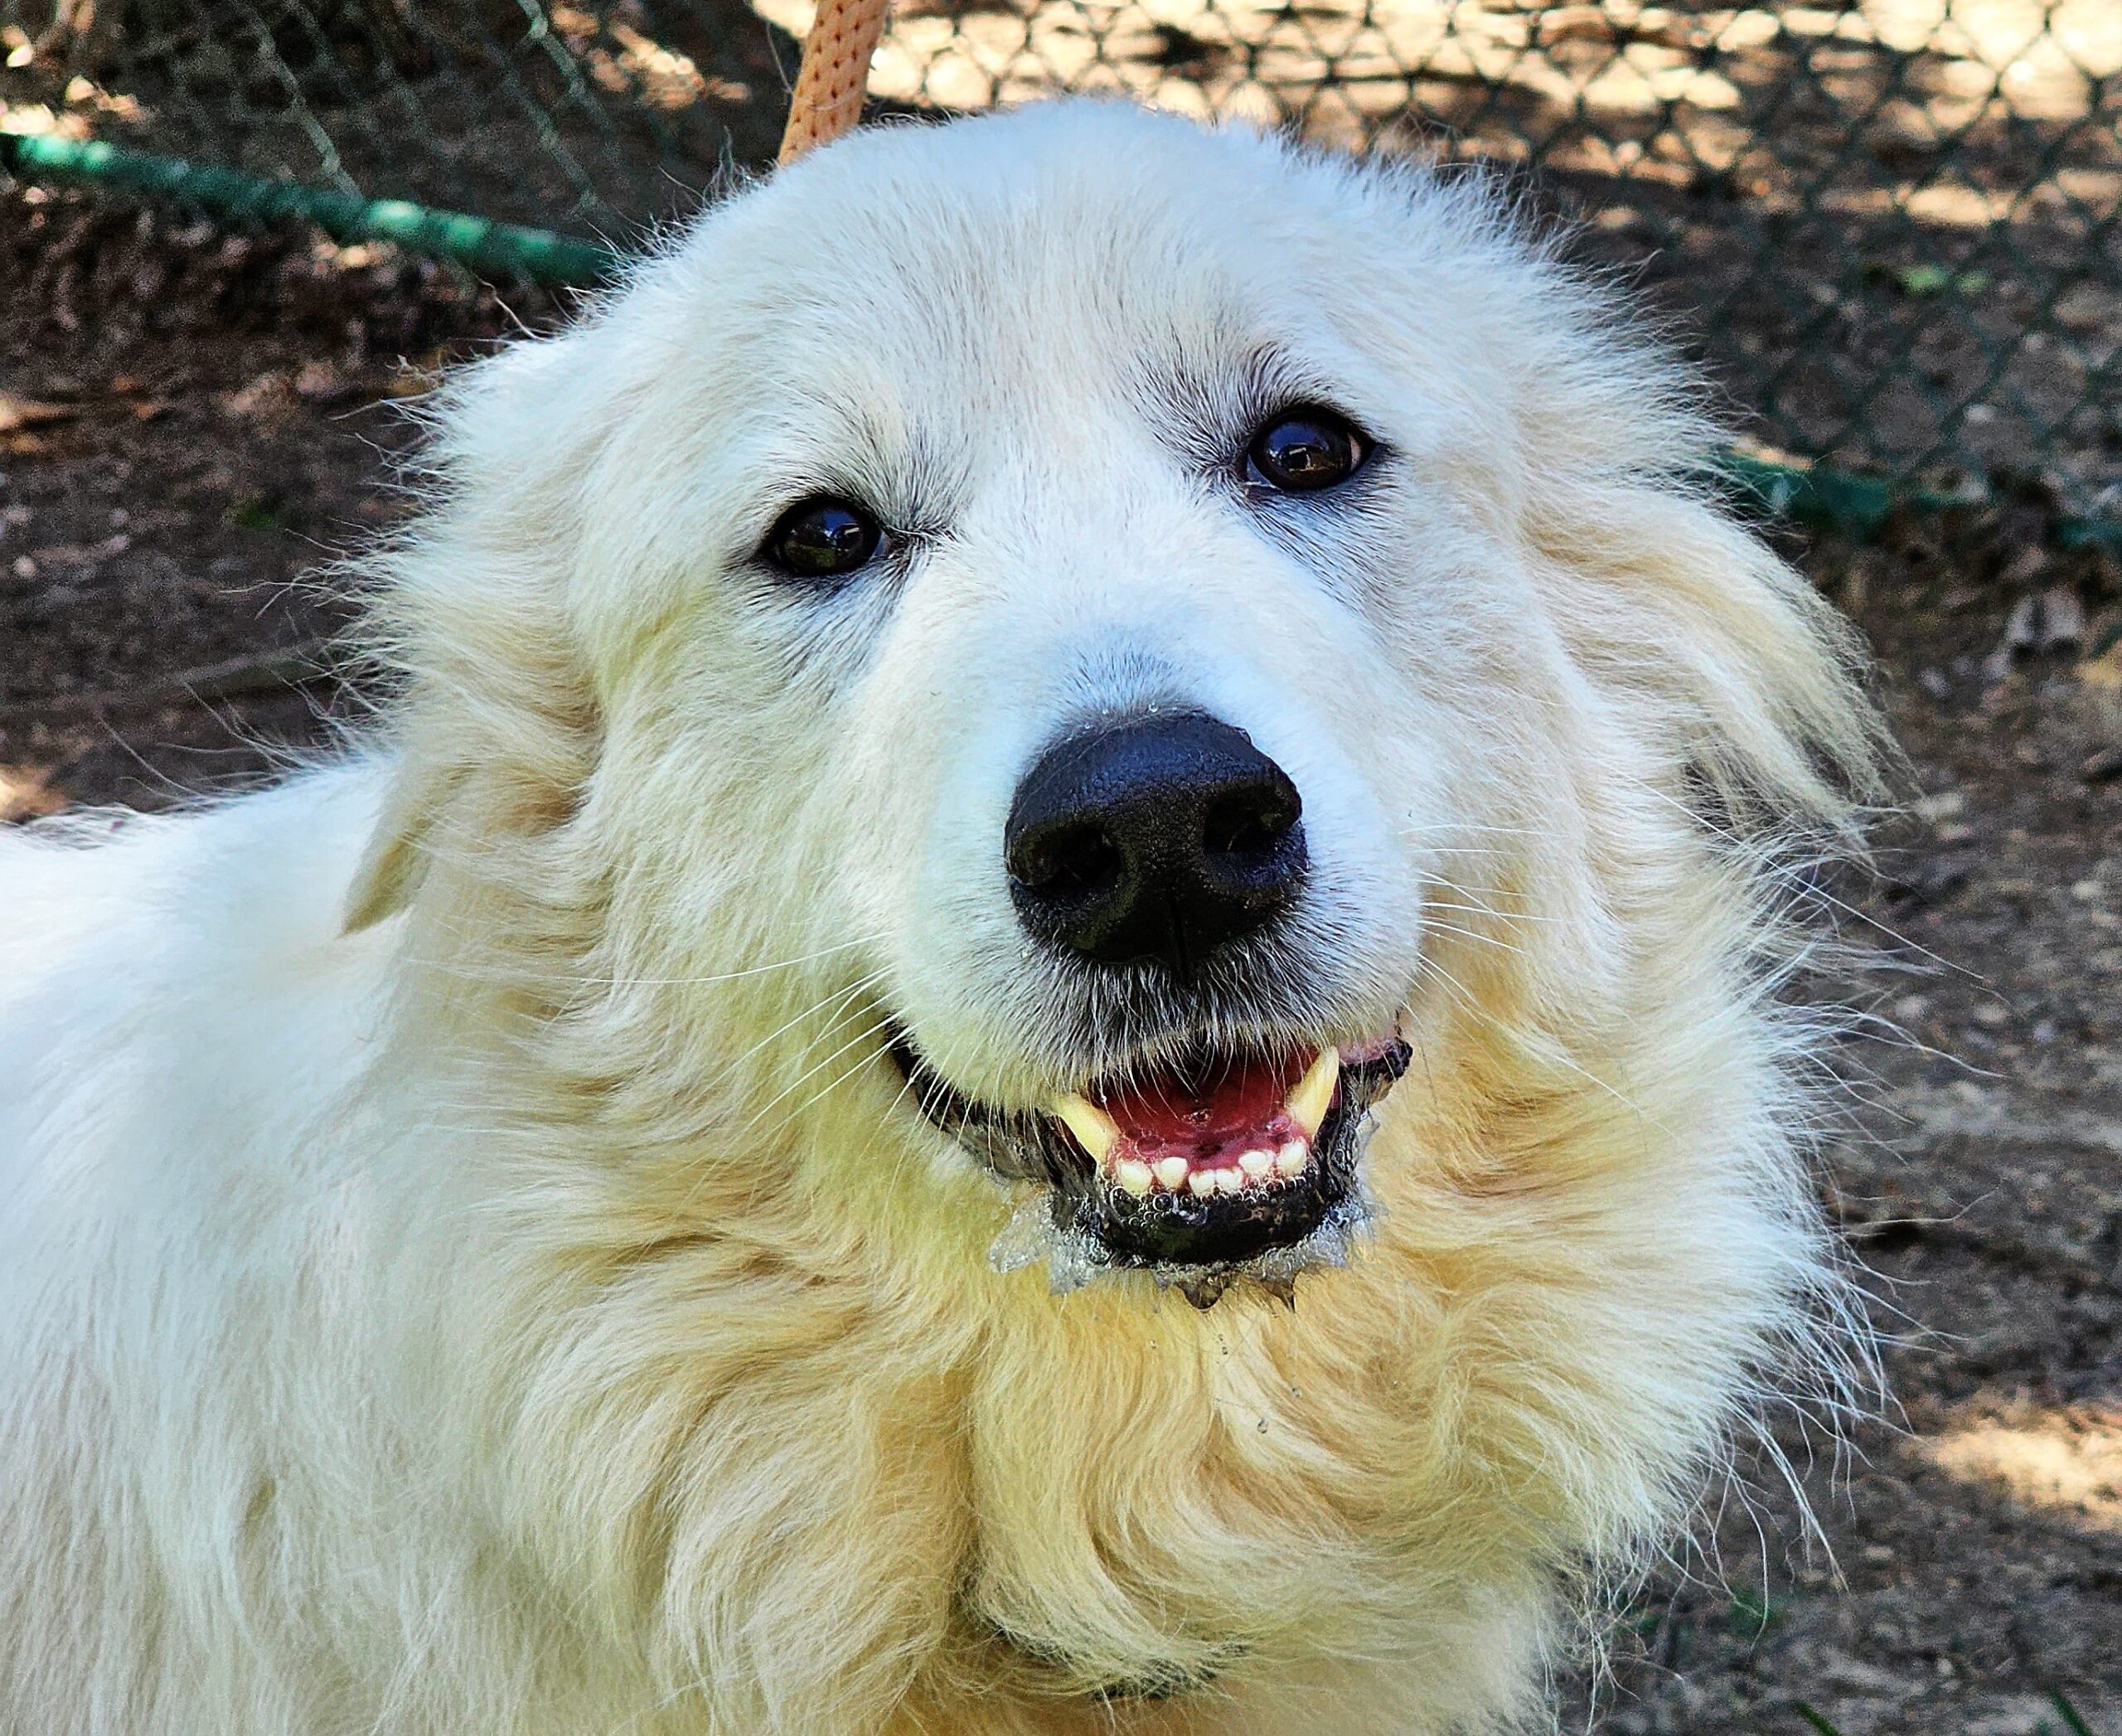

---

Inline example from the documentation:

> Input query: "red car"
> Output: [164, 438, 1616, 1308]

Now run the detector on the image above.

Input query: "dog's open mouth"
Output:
[889, 1028, 1411, 1302]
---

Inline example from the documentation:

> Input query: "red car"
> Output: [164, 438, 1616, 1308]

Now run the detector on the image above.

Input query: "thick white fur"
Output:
[0, 104, 1883, 1734]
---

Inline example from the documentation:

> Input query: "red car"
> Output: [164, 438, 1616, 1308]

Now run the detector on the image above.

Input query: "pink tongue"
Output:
[1093, 1054, 1306, 1157]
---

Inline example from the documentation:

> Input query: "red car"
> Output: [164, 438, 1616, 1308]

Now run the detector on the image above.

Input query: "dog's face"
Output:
[370, 102, 1864, 1315]
[346, 100, 1877, 1721]
[608, 109, 1517, 1290]
[741, 122, 1481, 1289]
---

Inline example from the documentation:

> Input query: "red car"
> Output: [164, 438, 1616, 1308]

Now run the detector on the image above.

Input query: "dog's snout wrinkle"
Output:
[1004, 711, 1306, 977]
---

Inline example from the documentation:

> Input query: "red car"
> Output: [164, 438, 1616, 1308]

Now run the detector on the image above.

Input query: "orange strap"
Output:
[778, 0, 893, 163]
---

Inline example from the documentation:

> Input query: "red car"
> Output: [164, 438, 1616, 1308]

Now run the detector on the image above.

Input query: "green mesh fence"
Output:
[2, 0, 2118, 520]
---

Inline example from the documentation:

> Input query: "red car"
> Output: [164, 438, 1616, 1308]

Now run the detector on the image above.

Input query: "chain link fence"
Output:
[2, 0, 2118, 518]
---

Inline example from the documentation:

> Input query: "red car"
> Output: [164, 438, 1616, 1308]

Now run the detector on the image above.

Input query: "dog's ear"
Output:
[343, 759, 461, 933]
[337, 326, 613, 938]
[1529, 473, 1892, 847]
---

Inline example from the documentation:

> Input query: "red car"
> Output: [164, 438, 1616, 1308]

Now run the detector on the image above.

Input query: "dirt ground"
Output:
[2, 186, 2118, 1734]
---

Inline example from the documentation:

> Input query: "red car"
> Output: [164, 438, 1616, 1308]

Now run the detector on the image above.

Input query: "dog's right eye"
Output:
[763, 496, 885, 581]
[1244, 407, 1369, 496]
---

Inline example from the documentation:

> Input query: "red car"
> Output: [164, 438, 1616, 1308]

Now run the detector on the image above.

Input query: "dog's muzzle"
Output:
[892, 706, 1410, 1303]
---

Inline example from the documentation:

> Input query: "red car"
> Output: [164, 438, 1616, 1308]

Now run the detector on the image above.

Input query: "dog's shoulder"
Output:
[0, 759, 401, 1210]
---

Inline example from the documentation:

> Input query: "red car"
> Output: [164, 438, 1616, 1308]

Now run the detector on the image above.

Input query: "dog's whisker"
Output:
[1399, 820, 1577, 841]
[1422, 898, 1564, 928]
[654, 982, 902, 1223]
[784, 1037, 907, 1128]
[729, 1008, 903, 1143]
[712, 967, 894, 1087]
[1419, 919, 1526, 958]
[769, 1011, 900, 1113]
[666, 1006, 908, 1224]
[555, 931, 893, 992]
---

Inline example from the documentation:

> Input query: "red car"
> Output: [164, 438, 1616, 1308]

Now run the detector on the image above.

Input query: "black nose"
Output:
[1005, 711, 1307, 977]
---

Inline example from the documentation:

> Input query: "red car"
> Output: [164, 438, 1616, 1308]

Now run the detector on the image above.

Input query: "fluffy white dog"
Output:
[0, 102, 1882, 1734]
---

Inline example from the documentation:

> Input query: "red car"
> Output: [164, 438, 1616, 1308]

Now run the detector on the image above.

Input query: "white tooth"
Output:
[1285, 1046, 1340, 1140]
[1114, 1159, 1154, 1198]
[1187, 1169, 1218, 1197]
[1049, 1091, 1121, 1164]
[1275, 1139, 1309, 1177]
[1238, 1147, 1274, 1179]
[1214, 1167, 1243, 1195]
[1154, 1156, 1192, 1191]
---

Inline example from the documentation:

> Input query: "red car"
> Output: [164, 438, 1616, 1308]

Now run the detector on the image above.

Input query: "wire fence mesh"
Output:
[2, 0, 2118, 516]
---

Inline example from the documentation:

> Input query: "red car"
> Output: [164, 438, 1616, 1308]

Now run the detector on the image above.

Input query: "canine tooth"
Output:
[1238, 1147, 1274, 1179]
[1114, 1159, 1154, 1198]
[1049, 1091, 1121, 1163]
[1214, 1167, 1243, 1195]
[1153, 1156, 1191, 1191]
[1187, 1169, 1218, 1198]
[1274, 1139, 1308, 1177]
[1285, 1046, 1340, 1140]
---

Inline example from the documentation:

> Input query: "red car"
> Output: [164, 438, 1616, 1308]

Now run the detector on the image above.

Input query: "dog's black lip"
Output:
[886, 1026, 1411, 1270]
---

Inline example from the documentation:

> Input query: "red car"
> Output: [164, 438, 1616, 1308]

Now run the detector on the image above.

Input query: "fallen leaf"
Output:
[0, 395, 80, 434]
[0, 764, 64, 822]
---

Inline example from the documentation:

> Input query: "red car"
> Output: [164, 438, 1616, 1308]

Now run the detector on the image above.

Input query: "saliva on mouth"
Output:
[986, 1035, 1412, 1308]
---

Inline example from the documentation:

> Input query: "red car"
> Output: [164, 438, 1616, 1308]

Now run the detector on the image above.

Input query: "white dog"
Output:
[0, 102, 1881, 1734]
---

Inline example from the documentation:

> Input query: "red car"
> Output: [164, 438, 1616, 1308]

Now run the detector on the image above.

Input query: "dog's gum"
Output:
[1057, 1046, 1347, 1200]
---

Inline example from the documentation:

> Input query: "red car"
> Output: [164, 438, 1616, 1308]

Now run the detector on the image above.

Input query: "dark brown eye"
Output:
[763, 497, 884, 580]
[1246, 409, 1366, 493]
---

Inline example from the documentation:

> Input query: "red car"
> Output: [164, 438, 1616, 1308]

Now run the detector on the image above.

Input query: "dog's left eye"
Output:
[763, 496, 886, 580]
[1245, 409, 1368, 493]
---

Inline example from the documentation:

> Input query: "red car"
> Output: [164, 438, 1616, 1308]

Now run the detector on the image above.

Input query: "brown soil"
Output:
[2, 182, 2117, 1734]
[0, 189, 565, 806]
[1596, 507, 2122, 1731]
[1598, 505, 2122, 1736]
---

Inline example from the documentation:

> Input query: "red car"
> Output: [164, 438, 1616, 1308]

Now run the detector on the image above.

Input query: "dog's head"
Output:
[351, 102, 1877, 1309]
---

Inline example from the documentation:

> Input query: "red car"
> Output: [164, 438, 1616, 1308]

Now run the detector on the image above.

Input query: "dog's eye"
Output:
[763, 496, 885, 580]
[1245, 409, 1367, 493]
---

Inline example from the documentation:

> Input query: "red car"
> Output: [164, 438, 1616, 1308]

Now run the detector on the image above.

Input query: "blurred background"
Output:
[0, 3, 2116, 1730]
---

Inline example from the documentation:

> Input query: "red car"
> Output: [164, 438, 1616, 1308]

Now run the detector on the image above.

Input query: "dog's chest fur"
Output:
[515, 1103, 1538, 1727]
